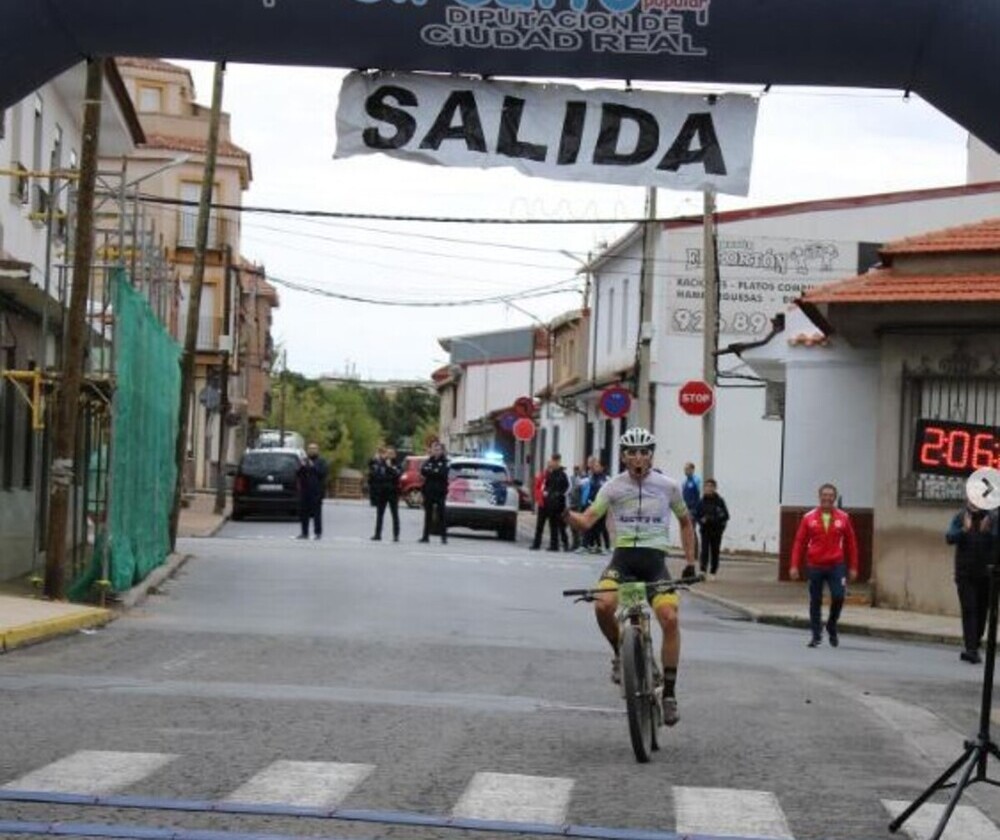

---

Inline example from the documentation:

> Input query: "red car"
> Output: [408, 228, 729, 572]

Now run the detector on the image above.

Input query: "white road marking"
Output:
[674, 787, 793, 839]
[883, 800, 1000, 840]
[856, 693, 965, 765]
[2, 750, 176, 794]
[453, 771, 574, 824]
[225, 760, 373, 807]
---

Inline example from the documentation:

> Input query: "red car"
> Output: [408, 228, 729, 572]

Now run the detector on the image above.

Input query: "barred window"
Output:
[899, 365, 1000, 505]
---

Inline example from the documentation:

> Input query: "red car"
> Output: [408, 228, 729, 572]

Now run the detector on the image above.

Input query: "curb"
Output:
[115, 552, 192, 610]
[689, 589, 963, 648]
[0, 608, 112, 653]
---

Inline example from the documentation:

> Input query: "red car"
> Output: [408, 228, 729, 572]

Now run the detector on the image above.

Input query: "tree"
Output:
[326, 383, 382, 467]
[266, 379, 354, 481]
[362, 386, 440, 450]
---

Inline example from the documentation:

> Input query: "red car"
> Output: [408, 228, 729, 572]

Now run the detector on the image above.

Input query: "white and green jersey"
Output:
[589, 470, 688, 550]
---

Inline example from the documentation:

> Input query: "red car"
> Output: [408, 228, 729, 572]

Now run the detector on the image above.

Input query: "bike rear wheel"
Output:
[621, 623, 654, 763]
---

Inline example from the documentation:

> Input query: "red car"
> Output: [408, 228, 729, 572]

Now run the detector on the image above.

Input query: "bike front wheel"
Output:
[621, 623, 655, 763]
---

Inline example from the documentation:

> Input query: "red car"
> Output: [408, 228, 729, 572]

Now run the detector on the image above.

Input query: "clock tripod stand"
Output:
[888, 551, 999, 840]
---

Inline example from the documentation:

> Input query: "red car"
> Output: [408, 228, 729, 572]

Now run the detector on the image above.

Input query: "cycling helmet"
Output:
[619, 427, 656, 450]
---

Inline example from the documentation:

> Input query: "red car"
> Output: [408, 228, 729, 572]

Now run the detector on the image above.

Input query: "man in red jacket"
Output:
[790, 483, 859, 648]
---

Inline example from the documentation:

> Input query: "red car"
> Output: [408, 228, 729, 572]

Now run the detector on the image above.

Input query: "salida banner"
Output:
[336, 72, 757, 194]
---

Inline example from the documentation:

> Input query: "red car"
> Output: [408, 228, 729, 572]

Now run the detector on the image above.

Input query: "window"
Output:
[1, 347, 14, 489]
[137, 84, 164, 113]
[606, 288, 615, 354]
[621, 278, 629, 346]
[763, 381, 785, 420]
[52, 124, 62, 168]
[0, 346, 32, 491]
[179, 181, 219, 249]
[899, 360, 1000, 505]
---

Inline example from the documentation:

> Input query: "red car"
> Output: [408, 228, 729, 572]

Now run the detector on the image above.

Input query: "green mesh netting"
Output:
[70, 271, 180, 599]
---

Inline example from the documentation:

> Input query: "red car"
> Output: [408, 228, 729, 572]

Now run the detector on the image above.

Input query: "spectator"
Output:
[790, 482, 859, 648]
[368, 446, 401, 542]
[682, 462, 702, 557]
[530, 454, 569, 551]
[681, 462, 702, 512]
[946, 501, 998, 663]
[583, 460, 610, 554]
[419, 441, 449, 544]
[567, 465, 585, 550]
[695, 479, 730, 578]
[296, 442, 328, 540]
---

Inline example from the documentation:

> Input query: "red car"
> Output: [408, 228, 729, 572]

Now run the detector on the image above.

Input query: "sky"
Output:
[173, 61, 970, 382]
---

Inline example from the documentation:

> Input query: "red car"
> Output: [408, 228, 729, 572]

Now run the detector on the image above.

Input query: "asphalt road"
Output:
[0, 500, 996, 840]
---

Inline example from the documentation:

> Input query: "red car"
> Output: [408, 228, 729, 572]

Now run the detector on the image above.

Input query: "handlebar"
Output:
[563, 575, 705, 602]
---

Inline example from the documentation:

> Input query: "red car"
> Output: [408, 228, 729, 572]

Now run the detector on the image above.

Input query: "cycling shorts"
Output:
[597, 547, 679, 609]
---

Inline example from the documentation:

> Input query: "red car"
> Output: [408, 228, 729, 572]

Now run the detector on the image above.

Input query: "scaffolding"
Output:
[0, 160, 179, 600]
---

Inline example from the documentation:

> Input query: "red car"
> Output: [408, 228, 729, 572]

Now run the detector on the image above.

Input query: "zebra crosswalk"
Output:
[1, 750, 998, 840]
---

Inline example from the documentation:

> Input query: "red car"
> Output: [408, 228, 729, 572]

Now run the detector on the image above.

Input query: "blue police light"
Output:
[482, 450, 505, 464]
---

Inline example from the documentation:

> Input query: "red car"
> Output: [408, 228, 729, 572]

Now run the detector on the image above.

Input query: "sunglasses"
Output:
[623, 448, 653, 457]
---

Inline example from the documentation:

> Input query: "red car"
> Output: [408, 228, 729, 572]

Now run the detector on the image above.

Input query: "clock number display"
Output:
[912, 419, 1000, 477]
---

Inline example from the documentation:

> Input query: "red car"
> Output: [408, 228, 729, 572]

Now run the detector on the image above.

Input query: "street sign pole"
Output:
[701, 188, 718, 480]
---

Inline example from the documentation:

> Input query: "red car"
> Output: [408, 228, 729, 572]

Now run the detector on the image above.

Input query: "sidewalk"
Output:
[0, 492, 227, 652]
[2, 502, 964, 653]
[519, 510, 964, 647]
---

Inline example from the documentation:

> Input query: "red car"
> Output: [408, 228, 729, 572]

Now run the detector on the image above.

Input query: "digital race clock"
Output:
[912, 418, 1000, 477]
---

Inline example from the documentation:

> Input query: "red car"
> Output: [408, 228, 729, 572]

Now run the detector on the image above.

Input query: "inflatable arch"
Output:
[3, 0, 998, 152]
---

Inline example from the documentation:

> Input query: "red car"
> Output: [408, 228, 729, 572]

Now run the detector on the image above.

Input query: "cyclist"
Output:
[564, 428, 697, 726]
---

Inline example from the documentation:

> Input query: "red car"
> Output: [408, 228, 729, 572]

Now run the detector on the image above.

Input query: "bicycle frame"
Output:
[563, 576, 702, 762]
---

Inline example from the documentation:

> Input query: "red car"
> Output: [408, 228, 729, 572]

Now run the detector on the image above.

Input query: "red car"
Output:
[398, 455, 427, 508]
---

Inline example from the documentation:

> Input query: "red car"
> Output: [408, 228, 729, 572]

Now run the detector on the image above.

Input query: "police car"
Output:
[445, 455, 519, 541]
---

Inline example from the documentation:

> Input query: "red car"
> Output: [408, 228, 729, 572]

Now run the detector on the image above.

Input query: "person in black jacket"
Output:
[694, 479, 730, 577]
[368, 446, 401, 541]
[946, 501, 998, 663]
[296, 442, 329, 540]
[530, 453, 570, 551]
[419, 441, 450, 544]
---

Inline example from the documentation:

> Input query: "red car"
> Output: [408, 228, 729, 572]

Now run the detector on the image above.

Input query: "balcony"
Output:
[178, 209, 221, 250]
[196, 316, 223, 351]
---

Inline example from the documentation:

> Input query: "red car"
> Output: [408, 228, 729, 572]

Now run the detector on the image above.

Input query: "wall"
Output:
[873, 331, 1000, 614]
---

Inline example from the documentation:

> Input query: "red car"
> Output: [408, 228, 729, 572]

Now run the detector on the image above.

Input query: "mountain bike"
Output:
[563, 576, 703, 763]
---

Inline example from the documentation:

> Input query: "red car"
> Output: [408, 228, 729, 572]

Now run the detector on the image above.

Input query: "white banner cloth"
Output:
[336, 72, 757, 195]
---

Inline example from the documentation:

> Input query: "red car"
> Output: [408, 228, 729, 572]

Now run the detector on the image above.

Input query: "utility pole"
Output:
[169, 61, 226, 549]
[214, 246, 233, 515]
[43, 59, 103, 600]
[702, 188, 718, 481]
[637, 186, 657, 430]
[278, 348, 287, 444]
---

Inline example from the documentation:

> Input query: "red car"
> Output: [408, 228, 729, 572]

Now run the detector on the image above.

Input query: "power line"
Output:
[240, 222, 578, 273]
[138, 193, 664, 225]
[266, 273, 582, 307]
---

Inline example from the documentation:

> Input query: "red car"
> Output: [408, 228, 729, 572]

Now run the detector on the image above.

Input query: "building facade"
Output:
[110, 58, 268, 488]
[748, 217, 1000, 616]
[0, 60, 143, 582]
[598, 184, 1000, 556]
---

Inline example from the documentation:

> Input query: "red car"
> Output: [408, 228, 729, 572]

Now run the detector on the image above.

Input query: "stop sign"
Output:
[678, 380, 715, 416]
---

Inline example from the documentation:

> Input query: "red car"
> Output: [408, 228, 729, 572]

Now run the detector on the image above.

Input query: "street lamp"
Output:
[559, 249, 593, 308]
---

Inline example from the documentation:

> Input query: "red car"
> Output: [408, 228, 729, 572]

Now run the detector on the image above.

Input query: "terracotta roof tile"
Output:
[881, 217, 1000, 256]
[142, 133, 250, 161]
[801, 270, 1000, 304]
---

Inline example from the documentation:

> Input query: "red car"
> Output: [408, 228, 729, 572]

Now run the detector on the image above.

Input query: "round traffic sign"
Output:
[497, 411, 518, 433]
[513, 396, 535, 418]
[512, 417, 536, 441]
[599, 386, 632, 419]
[678, 380, 714, 416]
